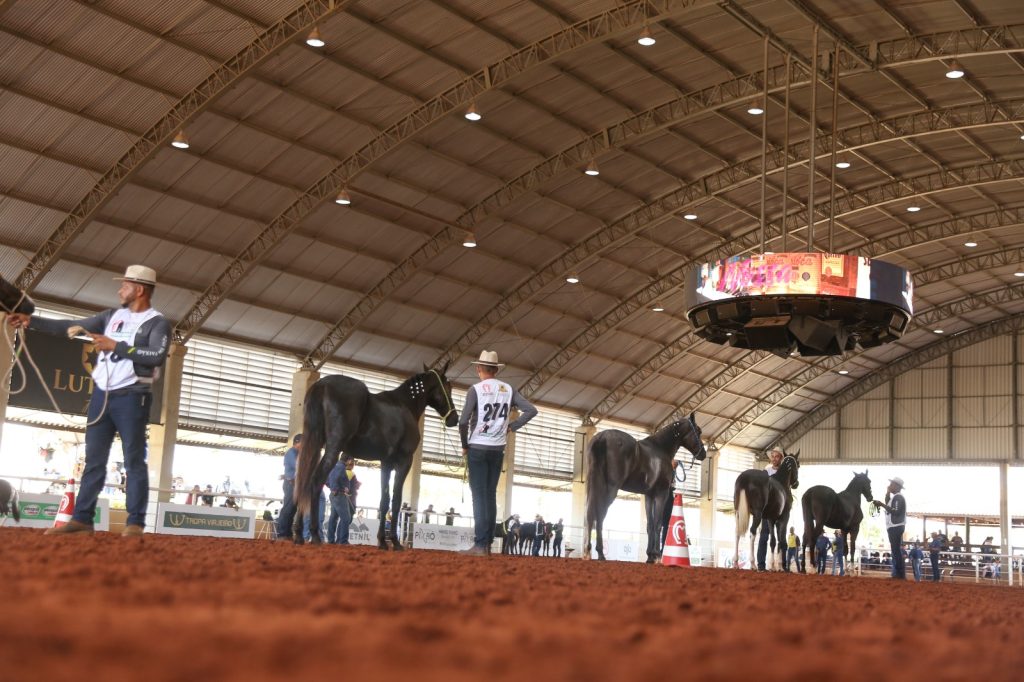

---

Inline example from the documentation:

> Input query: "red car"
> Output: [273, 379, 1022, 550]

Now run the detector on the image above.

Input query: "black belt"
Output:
[103, 385, 149, 397]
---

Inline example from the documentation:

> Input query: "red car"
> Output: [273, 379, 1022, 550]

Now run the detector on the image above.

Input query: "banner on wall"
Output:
[411, 522, 476, 551]
[587, 538, 643, 562]
[348, 517, 380, 546]
[11, 329, 164, 423]
[155, 503, 254, 538]
[11, 493, 110, 531]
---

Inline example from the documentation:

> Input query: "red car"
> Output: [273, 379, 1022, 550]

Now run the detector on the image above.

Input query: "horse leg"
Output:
[389, 457, 414, 551]
[643, 494, 657, 563]
[377, 465, 392, 550]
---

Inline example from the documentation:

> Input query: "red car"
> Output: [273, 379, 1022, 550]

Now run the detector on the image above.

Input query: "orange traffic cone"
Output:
[52, 478, 75, 528]
[662, 492, 691, 567]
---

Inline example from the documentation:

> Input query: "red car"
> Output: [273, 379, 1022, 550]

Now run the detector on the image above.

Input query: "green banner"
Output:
[19, 500, 101, 524]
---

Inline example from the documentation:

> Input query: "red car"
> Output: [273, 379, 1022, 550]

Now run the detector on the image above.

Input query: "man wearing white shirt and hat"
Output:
[872, 477, 907, 579]
[8, 265, 170, 537]
[459, 350, 537, 555]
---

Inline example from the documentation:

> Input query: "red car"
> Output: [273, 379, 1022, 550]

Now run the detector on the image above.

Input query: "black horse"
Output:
[801, 470, 873, 572]
[584, 413, 707, 563]
[0, 275, 35, 315]
[0, 478, 20, 523]
[294, 364, 458, 549]
[732, 451, 800, 571]
[516, 521, 537, 555]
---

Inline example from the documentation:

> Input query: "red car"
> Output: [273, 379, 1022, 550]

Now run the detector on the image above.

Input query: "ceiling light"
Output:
[945, 60, 964, 79]
[462, 232, 476, 248]
[464, 103, 482, 121]
[584, 159, 600, 176]
[651, 301, 665, 312]
[747, 100, 764, 115]
[963, 235, 978, 248]
[1014, 267, 1024, 277]
[906, 205, 921, 212]
[306, 27, 325, 48]
[837, 369, 849, 375]
[334, 188, 351, 205]
[637, 26, 656, 46]
[565, 272, 580, 284]
[683, 213, 698, 220]
[1020, 133, 1024, 140]
[835, 160, 851, 169]
[933, 329, 944, 334]
[171, 131, 189, 149]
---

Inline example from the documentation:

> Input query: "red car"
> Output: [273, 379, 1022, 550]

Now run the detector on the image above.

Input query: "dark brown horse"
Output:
[732, 451, 800, 571]
[0, 275, 36, 315]
[801, 471, 873, 572]
[294, 364, 458, 549]
[0, 478, 20, 523]
[584, 413, 706, 563]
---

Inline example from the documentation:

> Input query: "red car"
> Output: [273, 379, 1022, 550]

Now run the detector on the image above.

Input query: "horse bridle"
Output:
[780, 454, 799, 485]
[428, 369, 456, 421]
[673, 419, 705, 485]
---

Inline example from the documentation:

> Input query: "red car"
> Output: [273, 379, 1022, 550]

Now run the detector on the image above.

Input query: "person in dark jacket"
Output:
[928, 532, 943, 582]
[8, 265, 169, 537]
[815, 532, 831, 574]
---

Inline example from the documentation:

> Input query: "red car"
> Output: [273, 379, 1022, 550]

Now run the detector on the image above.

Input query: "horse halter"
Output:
[428, 369, 456, 421]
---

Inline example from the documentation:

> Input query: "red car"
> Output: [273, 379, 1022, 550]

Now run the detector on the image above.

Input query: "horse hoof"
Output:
[308, 536, 322, 546]
[391, 541, 404, 551]
[377, 543, 389, 551]
[291, 536, 304, 546]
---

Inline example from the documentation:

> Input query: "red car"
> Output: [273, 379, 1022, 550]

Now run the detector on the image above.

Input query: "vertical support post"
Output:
[947, 352, 954, 458]
[699, 449, 718, 566]
[288, 366, 320, 438]
[807, 25, 819, 252]
[999, 460, 1010, 579]
[572, 421, 595, 548]
[147, 342, 187, 503]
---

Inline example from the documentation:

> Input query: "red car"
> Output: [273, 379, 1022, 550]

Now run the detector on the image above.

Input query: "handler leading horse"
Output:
[733, 450, 800, 571]
[584, 413, 706, 563]
[801, 470, 873, 572]
[294, 363, 458, 549]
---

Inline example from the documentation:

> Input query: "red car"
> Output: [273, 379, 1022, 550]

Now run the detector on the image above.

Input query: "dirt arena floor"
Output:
[3, 528, 1022, 681]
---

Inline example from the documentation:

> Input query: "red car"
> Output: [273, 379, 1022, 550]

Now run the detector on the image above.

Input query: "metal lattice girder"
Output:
[712, 281, 1024, 447]
[297, 26, 1024, 368]
[431, 103, 1024, 369]
[873, 23, 1024, 65]
[518, 160, 1024, 399]
[168, 0, 715, 345]
[777, 311, 1024, 451]
[914, 245, 1024, 287]
[14, 0, 352, 293]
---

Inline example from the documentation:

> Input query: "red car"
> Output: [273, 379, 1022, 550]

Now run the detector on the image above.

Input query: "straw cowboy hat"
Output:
[470, 350, 505, 369]
[113, 264, 157, 286]
[889, 477, 905, 489]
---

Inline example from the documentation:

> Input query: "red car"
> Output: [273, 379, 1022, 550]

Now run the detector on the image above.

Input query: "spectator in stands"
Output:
[815, 532, 831, 574]
[929, 531, 943, 582]
[873, 477, 907, 580]
[275, 434, 301, 540]
[785, 526, 799, 573]
[186, 484, 201, 505]
[831, 530, 847, 576]
[908, 541, 924, 582]
[201, 484, 214, 507]
[221, 496, 239, 510]
[422, 504, 435, 524]
[327, 455, 359, 544]
[552, 518, 564, 557]
[445, 507, 457, 526]
[756, 449, 785, 571]
[950, 531, 964, 555]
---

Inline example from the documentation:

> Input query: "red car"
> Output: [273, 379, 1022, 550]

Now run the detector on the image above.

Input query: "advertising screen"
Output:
[686, 253, 913, 316]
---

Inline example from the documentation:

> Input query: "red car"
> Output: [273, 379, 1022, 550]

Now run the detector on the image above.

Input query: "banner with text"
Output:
[156, 503, 255, 538]
[10, 493, 110, 531]
[11, 328, 163, 423]
[411, 522, 476, 551]
[347, 517, 381, 546]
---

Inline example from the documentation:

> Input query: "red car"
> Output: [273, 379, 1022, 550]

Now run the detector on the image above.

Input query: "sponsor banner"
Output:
[156, 503, 254, 538]
[12, 493, 110, 531]
[347, 517, 380, 546]
[10, 329, 163, 423]
[411, 522, 475, 551]
[587, 538, 643, 562]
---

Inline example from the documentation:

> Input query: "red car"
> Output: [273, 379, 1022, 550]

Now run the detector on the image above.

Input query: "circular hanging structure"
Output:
[684, 253, 914, 357]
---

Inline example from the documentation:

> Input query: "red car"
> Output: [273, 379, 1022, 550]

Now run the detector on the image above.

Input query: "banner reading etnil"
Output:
[156, 503, 255, 539]
[11, 328, 163, 423]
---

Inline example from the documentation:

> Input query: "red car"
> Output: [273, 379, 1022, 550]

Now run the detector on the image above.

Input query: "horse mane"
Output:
[646, 421, 684, 454]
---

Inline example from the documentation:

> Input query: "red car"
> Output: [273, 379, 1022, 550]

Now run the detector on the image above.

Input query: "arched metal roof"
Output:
[2, 0, 1023, 451]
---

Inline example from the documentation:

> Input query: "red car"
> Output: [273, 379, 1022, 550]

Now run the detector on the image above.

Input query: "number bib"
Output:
[468, 378, 514, 448]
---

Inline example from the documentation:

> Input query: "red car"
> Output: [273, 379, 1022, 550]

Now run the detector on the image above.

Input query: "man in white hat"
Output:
[8, 265, 170, 537]
[872, 477, 907, 579]
[458, 350, 537, 555]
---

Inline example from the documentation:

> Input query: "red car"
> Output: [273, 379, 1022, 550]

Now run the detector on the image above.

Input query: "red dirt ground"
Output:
[2, 528, 1021, 681]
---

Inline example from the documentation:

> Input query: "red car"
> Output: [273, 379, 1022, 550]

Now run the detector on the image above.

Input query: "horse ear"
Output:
[423, 363, 430, 373]
[441, 359, 450, 376]
[688, 411, 696, 422]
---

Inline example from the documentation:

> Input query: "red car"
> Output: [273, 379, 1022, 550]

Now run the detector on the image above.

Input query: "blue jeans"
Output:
[912, 556, 922, 581]
[276, 479, 296, 537]
[785, 547, 798, 572]
[77, 389, 152, 527]
[888, 526, 906, 579]
[930, 552, 941, 581]
[832, 553, 845, 576]
[328, 493, 353, 544]
[303, 491, 326, 540]
[467, 447, 503, 548]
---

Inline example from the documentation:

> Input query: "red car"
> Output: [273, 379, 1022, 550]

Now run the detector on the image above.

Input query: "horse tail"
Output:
[12, 488, 19, 522]
[583, 434, 608, 557]
[295, 380, 327, 516]
[735, 487, 750, 539]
